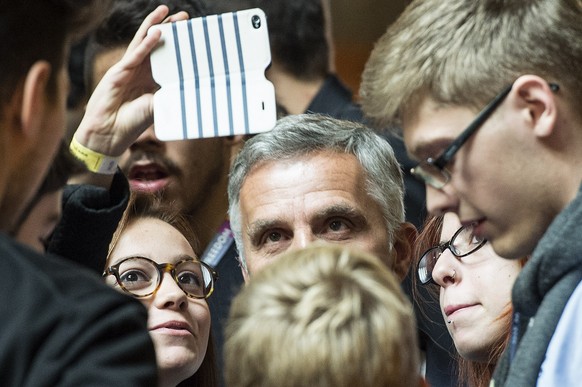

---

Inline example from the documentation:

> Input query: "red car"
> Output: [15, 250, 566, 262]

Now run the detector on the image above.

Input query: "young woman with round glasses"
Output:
[105, 194, 218, 387]
[415, 213, 527, 387]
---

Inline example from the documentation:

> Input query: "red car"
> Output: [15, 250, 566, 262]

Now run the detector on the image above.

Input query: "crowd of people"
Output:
[1, 0, 580, 386]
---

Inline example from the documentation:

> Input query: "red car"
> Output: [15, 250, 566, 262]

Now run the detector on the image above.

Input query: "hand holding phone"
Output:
[149, 8, 276, 141]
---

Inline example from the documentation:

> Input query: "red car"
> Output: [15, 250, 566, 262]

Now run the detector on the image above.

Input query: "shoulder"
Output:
[0, 236, 155, 384]
[0, 236, 146, 322]
[537, 281, 582, 386]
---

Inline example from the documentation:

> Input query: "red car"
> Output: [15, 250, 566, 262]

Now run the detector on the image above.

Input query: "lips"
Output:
[150, 320, 193, 335]
[444, 303, 476, 317]
[127, 163, 170, 193]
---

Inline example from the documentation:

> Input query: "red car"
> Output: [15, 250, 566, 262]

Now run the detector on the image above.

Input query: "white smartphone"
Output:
[149, 8, 276, 140]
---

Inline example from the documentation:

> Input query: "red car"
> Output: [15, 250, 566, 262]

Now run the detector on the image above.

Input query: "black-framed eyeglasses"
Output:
[411, 82, 560, 189]
[417, 224, 486, 285]
[104, 256, 218, 299]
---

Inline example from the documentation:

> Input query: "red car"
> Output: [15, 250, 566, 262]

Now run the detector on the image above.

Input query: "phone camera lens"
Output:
[251, 15, 261, 29]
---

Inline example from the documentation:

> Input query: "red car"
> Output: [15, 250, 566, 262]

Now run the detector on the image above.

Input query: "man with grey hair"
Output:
[228, 113, 416, 281]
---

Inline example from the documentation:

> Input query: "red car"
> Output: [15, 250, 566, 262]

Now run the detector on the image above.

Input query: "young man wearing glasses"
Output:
[360, 0, 582, 386]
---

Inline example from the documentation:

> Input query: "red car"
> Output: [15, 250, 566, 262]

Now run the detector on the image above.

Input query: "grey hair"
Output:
[228, 113, 405, 271]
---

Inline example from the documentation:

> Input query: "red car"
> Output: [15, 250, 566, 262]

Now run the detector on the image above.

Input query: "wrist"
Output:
[70, 136, 119, 175]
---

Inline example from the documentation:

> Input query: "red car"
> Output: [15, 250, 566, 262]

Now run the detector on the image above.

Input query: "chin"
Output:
[157, 348, 199, 383]
[157, 342, 205, 375]
[456, 344, 491, 363]
[490, 232, 536, 260]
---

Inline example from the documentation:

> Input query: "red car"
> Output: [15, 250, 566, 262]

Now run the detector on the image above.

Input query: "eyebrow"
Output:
[311, 203, 366, 224]
[410, 137, 452, 161]
[246, 217, 288, 245]
[245, 203, 368, 241]
[108, 254, 198, 266]
[173, 254, 199, 262]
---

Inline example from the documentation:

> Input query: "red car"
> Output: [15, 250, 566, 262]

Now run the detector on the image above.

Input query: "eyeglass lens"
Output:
[116, 257, 213, 298]
[418, 225, 485, 284]
[411, 162, 448, 189]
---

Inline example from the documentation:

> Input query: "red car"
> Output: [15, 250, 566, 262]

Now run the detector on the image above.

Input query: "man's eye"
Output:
[266, 232, 282, 242]
[328, 219, 348, 232]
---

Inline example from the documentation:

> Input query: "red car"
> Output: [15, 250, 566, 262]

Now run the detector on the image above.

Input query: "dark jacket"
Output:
[206, 237, 241, 387]
[0, 233, 157, 386]
[48, 170, 129, 274]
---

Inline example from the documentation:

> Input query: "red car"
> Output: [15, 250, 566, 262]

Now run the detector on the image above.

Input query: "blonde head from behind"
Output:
[225, 244, 422, 387]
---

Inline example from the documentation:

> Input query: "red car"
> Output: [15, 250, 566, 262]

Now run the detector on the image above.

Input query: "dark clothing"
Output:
[402, 272, 459, 387]
[307, 75, 364, 121]
[48, 170, 129, 274]
[0, 233, 157, 386]
[206, 237, 242, 387]
[309, 74, 455, 387]
[492, 184, 582, 386]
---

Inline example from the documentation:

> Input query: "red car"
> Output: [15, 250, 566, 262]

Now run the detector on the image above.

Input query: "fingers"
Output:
[74, 6, 191, 158]
[127, 5, 169, 52]
[122, 7, 189, 70]
[163, 10, 189, 24]
[118, 28, 160, 71]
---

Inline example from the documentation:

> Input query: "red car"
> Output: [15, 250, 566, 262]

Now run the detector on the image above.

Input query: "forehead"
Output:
[92, 46, 125, 89]
[402, 96, 477, 160]
[110, 217, 195, 264]
[240, 152, 379, 219]
[240, 152, 390, 227]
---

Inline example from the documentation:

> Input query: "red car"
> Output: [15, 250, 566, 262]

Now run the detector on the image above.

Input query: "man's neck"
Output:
[267, 63, 325, 115]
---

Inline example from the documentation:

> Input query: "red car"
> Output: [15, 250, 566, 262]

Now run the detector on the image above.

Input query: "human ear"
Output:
[238, 255, 251, 283]
[511, 75, 558, 138]
[20, 61, 52, 140]
[390, 222, 418, 281]
[0, 61, 51, 168]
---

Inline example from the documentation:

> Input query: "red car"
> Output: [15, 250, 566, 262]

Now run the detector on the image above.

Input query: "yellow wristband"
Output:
[69, 137, 119, 175]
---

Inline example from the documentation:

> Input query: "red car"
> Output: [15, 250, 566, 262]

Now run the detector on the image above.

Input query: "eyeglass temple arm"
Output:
[433, 84, 514, 168]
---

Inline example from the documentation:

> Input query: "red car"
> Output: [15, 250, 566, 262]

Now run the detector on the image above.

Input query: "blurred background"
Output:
[329, 0, 409, 98]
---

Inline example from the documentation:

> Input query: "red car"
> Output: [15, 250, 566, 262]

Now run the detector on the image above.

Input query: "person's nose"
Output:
[130, 125, 163, 152]
[432, 249, 460, 287]
[289, 227, 315, 251]
[426, 184, 460, 216]
[152, 272, 188, 311]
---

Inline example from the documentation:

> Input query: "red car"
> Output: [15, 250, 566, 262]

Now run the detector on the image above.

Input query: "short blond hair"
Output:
[225, 244, 420, 387]
[360, 0, 582, 131]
